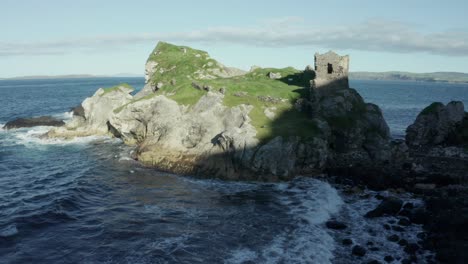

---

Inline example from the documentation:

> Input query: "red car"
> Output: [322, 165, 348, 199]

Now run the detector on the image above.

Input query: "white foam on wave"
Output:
[0, 224, 18, 237]
[181, 176, 260, 195]
[3, 125, 117, 147]
[226, 178, 343, 264]
[226, 249, 258, 264]
[53, 111, 74, 121]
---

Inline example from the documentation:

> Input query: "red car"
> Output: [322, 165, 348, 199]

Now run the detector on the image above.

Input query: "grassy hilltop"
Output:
[119, 42, 319, 141]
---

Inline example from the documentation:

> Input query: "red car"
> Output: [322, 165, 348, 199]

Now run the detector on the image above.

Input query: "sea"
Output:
[1, 78, 467, 264]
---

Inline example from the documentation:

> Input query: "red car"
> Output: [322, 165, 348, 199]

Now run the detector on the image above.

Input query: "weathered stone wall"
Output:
[312, 51, 349, 91]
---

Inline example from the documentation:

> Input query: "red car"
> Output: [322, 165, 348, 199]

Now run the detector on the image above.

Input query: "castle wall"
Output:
[312, 51, 349, 91]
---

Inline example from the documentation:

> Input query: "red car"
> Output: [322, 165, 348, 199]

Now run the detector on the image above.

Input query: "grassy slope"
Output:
[137, 42, 319, 142]
[101, 83, 133, 95]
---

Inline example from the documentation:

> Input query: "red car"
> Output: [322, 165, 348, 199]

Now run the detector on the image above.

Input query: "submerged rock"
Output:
[365, 197, 403, 218]
[4, 116, 64, 129]
[325, 220, 347, 230]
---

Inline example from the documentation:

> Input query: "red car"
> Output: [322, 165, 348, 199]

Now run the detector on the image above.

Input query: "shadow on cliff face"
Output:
[133, 74, 397, 184]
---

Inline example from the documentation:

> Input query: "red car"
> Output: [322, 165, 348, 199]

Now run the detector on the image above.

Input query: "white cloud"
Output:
[1, 19, 467, 57]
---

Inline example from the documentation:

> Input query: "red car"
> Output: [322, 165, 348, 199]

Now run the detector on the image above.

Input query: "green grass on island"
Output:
[101, 83, 133, 95]
[119, 42, 322, 142]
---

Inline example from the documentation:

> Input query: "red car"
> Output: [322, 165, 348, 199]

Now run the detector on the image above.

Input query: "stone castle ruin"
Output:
[311, 51, 349, 90]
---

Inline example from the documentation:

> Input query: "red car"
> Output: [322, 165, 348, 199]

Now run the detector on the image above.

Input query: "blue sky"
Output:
[1, 0, 468, 77]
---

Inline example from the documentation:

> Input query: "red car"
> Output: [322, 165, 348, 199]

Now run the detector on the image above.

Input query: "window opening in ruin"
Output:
[327, 63, 333, 74]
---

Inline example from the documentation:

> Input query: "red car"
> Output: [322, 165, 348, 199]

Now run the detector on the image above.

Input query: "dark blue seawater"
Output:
[1, 77, 463, 263]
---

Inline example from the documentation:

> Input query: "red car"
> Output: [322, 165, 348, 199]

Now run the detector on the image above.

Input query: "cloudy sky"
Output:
[1, 0, 467, 77]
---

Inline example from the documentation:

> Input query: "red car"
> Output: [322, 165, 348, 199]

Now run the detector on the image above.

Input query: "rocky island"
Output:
[45, 42, 396, 182]
[5, 42, 468, 263]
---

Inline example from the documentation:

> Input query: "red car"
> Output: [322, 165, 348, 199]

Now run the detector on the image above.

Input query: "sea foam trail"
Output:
[2, 125, 117, 147]
[226, 178, 343, 264]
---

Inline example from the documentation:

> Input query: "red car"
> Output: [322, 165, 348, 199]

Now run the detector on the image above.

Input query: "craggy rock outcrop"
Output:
[46, 43, 394, 181]
[313, 88, 392, 168]
[47, 84, 391, 180]
[4, 116, 64, 129]
[46, 84, 134, 138]
[406, 101, 466, 146]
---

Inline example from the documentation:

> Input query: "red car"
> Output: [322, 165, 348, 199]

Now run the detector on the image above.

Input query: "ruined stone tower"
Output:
[311, 51, 349, 90]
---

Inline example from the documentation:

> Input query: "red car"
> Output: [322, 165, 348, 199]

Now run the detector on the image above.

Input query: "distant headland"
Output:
[0, 73, 142, 80]
[2, 71, 468, 84]
[350, 71, 468, 83]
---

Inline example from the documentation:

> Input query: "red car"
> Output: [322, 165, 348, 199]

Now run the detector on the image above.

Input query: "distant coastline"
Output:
[2, 71, 468, 84]
[350, 71, 468, 84]
[0, 73, 143, 80]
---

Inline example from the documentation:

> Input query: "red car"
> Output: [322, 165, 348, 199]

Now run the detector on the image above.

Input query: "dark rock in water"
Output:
[325, 220, 347, 230]
[403, 202, 414, 210]
[369, 247, 380, 251]
[365, 197, 403, 218]
[4, 116, 65, 129]
[387, 234, 399, 242]
[398, 218, 411, 226]
[398, 239, 408, 246]
[401, 259, 412, 264]
[342, 238, 353, 246]
[367, 260, 381, 264]
[423, 188, 468, 263]
[398, 208, 412, 217]
[383, 224, 391, 230]
[351, 245, 366, 257]
[408, 208, 428, 225]
[71, 105, 85, 117]
[366, 241, 374, 246]
[384, 255, 394, 262]
[375, 193, 385, 200]
[404, 243, 420, 255]
[416, 232, 427, 240]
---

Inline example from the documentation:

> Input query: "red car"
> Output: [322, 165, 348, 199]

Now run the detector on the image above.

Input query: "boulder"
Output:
[404, 243, 420, 255]
[267, 72, 282, 79]
[46, 84, 134, 138]
[325, 220, 347, 230]
[352, 245, 366, 257]
[4, 116, 64, 129]
[406, 101, 465, 146]
[71, 105, 85, 117]
[387, 234, 399, 242]
[365, 197, 403, 218]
